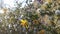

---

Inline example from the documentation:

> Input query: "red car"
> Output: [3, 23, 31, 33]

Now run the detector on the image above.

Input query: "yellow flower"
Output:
[20, 19, 28, 28]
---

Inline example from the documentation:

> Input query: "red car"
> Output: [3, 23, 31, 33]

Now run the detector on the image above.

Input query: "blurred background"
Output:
[0, 0, 60, 34]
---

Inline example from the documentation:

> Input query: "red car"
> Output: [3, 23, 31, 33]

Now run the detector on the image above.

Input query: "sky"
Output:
[0, 0, 34, 13]
[3, 0, 26, 8]
[1, 0, 34, 8]
[0, 0, 26, 13]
